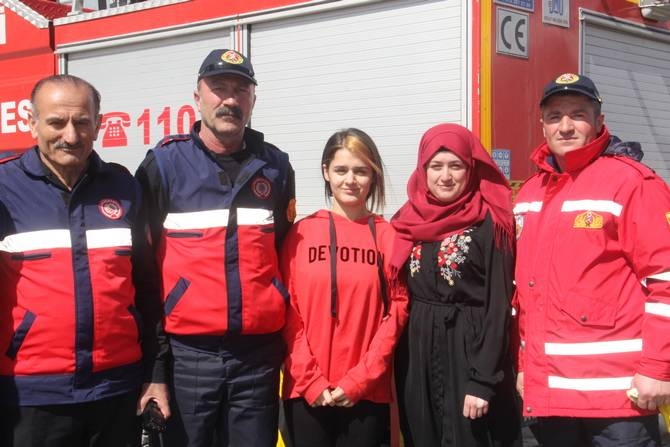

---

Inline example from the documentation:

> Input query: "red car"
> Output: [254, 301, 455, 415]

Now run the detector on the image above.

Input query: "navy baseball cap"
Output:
[197, 49, 257, 85]
[540, 73, 602, 106]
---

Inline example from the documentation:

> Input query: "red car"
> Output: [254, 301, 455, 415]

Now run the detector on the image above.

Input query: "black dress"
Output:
[395, 213, 521, 447]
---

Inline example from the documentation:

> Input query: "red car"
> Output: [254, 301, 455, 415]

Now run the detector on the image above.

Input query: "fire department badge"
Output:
[573, 211, 603, 229]
[251, 177, 272, 200]
[515, 214, 524, 240]
[98, 199, 123, 220]
[221, 50, 244, 65]
[555, 73, 580, 84]
[287, 198, 297, 223]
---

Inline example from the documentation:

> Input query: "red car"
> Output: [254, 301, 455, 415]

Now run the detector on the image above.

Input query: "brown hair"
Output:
[321, 128, 386, 213]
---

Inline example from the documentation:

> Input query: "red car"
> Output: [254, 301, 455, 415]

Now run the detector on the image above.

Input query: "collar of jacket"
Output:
[190, 121, 265, 157]
[20, 146, 103, 179]
[531, 125, 611, 174]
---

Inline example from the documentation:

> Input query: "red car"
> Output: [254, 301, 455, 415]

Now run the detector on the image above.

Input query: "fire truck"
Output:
[1, 0, 669, 217]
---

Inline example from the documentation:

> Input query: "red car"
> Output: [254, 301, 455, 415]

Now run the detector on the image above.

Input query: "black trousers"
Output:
[284, 398, 390, 447]
[531, 415, 661, 447]
[0, 390, 140, 447]
[165, 334, 285, 447]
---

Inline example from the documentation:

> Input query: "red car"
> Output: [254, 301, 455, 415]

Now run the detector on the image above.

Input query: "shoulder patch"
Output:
[159, 134, 191, 147]
[286, 198, 297, 223]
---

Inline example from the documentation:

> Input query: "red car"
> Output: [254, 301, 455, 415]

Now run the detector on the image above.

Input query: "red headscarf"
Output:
[391, 123, 514, 272]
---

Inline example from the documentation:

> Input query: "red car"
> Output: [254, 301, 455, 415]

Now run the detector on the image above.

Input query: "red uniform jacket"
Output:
[513, 126, 670, 417]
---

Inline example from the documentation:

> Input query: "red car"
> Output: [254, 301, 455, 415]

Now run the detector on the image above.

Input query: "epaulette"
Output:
[158, 134, 191, 147]
[0, 152, 21, 164]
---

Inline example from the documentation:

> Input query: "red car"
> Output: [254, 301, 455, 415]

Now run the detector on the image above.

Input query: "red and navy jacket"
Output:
[0, 148, 162, 406]
[136, 123, 295, 342]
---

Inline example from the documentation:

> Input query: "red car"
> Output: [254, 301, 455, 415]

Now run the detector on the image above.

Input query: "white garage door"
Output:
[251, 0, 468, 218]
[582, 12, 670, 182]
[63, 28, 235, 171]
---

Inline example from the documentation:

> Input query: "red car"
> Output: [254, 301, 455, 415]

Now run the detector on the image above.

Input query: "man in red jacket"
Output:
[513, 73, 670, 446]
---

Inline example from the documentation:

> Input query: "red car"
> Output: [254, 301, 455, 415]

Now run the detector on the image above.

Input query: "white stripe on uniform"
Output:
[545, 339, 642, 356]
[561, 200, 623, 216]
[548, 376, 633, 391]
[645, 302, 670, 318]
[0, 229, 71, 252]
[646, 271, 670, 282]
[163, 210, 230, 230]
[514, 201, 543, 214]
[237, 208, 274, 225]
[86, 228, 132, 249]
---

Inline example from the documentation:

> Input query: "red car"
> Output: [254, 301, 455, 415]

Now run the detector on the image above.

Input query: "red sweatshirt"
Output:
[280, 210, 409, 405]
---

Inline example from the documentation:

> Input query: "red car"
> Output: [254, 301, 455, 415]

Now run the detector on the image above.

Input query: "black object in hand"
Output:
[142, 400, 166, 432]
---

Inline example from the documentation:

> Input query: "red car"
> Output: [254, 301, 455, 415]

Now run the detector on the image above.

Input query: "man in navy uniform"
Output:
[137, 49, 296, 446]
[0, 74, 162, 446]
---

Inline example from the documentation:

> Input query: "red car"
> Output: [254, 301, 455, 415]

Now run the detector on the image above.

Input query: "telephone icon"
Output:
[100, 112, 131, 147]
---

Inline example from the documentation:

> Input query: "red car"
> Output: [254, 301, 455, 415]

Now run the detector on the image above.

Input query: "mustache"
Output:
[53, 142, 81, 150]
[215, 106, 243, 120]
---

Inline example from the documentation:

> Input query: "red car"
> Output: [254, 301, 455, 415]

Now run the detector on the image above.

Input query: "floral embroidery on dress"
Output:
[409, 244, 422, 277]
[438, 230, 472, 286]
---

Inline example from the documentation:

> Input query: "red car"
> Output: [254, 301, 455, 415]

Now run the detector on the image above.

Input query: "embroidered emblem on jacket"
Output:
[515, 214, 524, 240]
[98, 198, 123, 220]
[251, 177, 272, 199]
[438, 230, 472, 286]
[573, 211, 603, 229]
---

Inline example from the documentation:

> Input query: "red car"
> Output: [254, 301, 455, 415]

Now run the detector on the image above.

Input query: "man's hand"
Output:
[516, 371, 524, 398]
[138, 382, 171, 419]
[331, 387, 353, 407]
[311, 388, 335, 407]
[631, 373, 670, 411]
[463, 394, 489, 419]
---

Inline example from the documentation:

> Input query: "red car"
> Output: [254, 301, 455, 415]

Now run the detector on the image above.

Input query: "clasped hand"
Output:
[311, 387, 353, 408]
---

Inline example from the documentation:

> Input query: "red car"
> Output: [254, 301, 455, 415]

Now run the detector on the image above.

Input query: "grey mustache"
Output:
[215, 107, 243, 120]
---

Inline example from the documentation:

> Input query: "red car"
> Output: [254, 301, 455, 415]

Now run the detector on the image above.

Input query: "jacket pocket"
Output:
[560, 291, 616, 328]
[166, 232, 204, 238]
[11, 252, 51, 261]
[165, 277, 191, 315]
[5, 310, 36, 360]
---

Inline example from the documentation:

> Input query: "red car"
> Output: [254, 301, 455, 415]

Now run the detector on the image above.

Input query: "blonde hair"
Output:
[321, 128, 386, 212]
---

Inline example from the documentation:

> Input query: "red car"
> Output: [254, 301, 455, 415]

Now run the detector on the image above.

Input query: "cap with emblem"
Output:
[197, 49, 257, 85]
[540, 73, 601, 106]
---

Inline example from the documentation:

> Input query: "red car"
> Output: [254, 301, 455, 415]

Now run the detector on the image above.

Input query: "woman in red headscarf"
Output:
[391, 123, 521, 447]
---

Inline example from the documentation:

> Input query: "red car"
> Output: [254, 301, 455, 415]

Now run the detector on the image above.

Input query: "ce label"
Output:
[496, 7, 529, 58]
